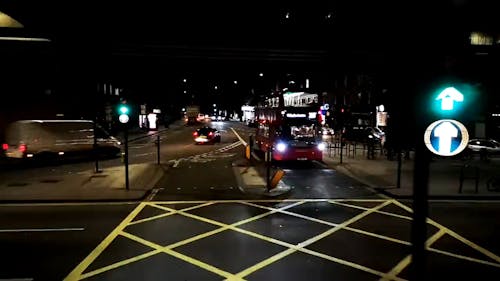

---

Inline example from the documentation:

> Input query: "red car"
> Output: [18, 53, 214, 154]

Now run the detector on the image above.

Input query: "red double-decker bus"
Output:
[253, 105, 325, 161]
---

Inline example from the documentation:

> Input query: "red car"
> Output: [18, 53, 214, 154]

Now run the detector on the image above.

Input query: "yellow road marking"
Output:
[299, 247, 407, 281]
[343, 226, 411, 246]
[81, 201, 305, 279]
[331, 200, 413, 221]
[127, 212, 174, 226]
[426, 228, 446, 247]
[68, 198, 500, 281]
[427, 247, 500, 268]
[241, 201, 339, 227]
[380, 255, 412, 281]
[64, 202, 146, 281]
[243, 201, 411, 246]
[381, 230, 446, 281]
[231, 248, 296, 279]
[149, 198, 388, 204]
[127, 202, 216, 226]
[120, 231, 242, 280]
[233, 200, 394, 279]
[79, 249, 162, 279]
[442, 227, 500, 264]
[391, 200, 500, 264]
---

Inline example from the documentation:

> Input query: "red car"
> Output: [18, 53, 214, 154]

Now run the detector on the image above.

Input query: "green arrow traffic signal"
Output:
[119, 105, 130, 115]
[429, 83, 478, 120]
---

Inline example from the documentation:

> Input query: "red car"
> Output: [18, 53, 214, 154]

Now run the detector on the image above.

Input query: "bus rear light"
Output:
[2, 143, 8, 150]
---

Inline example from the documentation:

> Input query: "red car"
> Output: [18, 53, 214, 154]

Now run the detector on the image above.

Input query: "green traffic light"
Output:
[119, 105, 129, 115]
[435, 87, 463, 111]
[428, 82, 479, 121]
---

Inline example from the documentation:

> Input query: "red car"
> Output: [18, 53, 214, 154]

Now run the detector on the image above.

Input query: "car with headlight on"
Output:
[193, 126, 221, 144]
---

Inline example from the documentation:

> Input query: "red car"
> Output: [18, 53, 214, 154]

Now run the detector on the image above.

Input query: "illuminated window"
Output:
[470, 32, 493, 46]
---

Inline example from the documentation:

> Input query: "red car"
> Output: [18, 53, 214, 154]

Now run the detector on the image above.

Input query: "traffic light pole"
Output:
[410, 129, 430, 281]
[156, 133, 160, 165]
[124, 125, 129, 190]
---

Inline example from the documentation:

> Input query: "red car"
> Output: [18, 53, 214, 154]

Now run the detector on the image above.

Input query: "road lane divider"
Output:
[0, 228, 84, 233]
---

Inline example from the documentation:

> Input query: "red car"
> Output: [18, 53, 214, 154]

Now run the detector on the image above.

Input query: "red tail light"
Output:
[2, 143, 8, 150]
[19, 144, 27, 153]
[193, 132, 198, 137]
[209, 132, 214, 137]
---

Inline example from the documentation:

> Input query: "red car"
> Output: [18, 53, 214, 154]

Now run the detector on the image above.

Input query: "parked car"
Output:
[193, 126, 221, 144]
[2, 120, 121, 160]
[321, 126, 335, 136]
[467, 138, 500, 156]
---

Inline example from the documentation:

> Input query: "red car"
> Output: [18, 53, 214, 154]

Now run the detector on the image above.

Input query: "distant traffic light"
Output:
[118, 104, 130, 124]
[118, 104, 130, 115]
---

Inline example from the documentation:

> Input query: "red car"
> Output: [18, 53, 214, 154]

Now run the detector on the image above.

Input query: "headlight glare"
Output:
[276, 143, 287, 152]
[317, 142, 326, 151]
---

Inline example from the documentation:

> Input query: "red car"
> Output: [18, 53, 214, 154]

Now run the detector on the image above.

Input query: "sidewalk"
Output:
[0, 120, 187, 202]
[323, 149, 500, 199]
[0, 163, 167, 203]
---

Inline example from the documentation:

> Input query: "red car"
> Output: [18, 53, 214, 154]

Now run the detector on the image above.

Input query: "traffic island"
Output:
[232, 158, 291, 197]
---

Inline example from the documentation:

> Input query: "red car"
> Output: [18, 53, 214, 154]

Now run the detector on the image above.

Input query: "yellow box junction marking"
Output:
[65, 199, 500, 281]
[64, 202, 146, 280]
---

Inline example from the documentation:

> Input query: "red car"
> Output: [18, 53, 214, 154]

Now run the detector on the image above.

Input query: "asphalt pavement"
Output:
[322, 142, 500, 199]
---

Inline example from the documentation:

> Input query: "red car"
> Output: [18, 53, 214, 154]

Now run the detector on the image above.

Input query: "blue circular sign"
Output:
[424, 119, 469, 156]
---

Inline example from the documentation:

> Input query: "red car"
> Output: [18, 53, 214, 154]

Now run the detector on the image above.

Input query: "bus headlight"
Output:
[317, 142, 326, 151]
[276, 142, 287, 152]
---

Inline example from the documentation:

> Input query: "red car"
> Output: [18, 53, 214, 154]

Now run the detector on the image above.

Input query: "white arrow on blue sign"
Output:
[424, 119, 469, 156]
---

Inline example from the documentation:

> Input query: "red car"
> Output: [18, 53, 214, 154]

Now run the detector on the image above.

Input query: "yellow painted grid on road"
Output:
[64, 199, 500, 281]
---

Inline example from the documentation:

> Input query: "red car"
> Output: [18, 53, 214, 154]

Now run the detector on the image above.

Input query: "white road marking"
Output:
[230, 128, 248, 146]
[0, 228, 84, 233]
[130, 152, 154, 157]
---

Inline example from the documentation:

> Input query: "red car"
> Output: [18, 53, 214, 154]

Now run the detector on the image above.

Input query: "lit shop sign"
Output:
[308, 112, 317, 119]
[286, 113, 307, 118]
[424, 119, 469, 156]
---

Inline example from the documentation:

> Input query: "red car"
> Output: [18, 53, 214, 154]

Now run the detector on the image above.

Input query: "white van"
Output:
[2, 120, 121, 159]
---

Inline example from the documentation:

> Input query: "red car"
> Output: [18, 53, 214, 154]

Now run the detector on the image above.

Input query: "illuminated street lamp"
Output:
[183, 78, 187, 83]
[259, 73, 264, 77]
[234, 80, 238, 85]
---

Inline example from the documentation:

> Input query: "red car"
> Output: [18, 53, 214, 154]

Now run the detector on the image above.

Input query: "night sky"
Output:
[1, 0, 499, 124]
